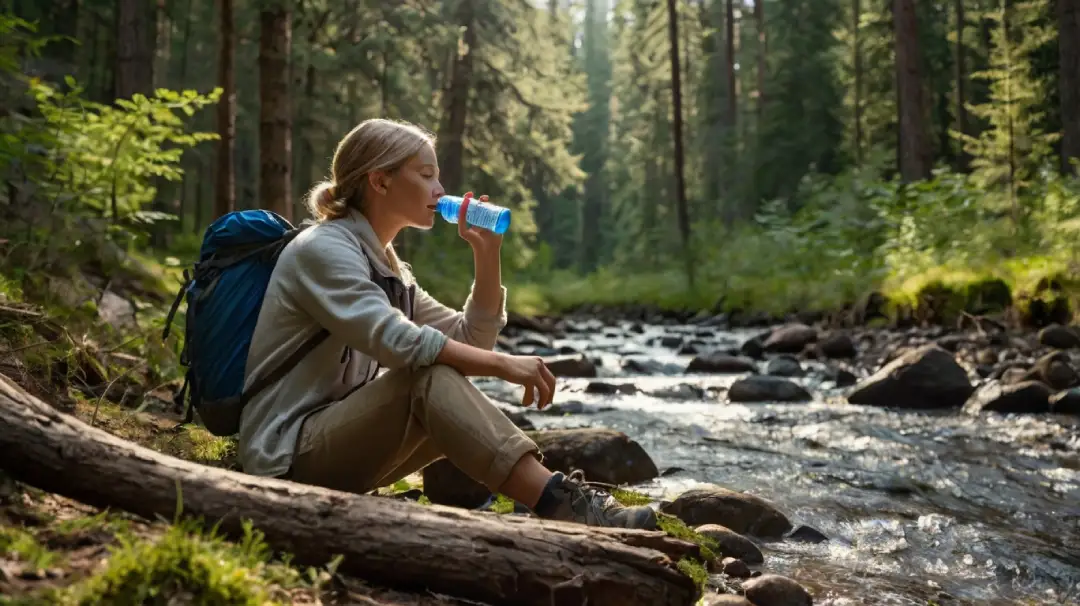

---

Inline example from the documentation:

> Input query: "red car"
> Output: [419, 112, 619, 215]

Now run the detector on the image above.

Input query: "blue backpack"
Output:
[163, 209, 415, 437]
[162, 209, 328, 437]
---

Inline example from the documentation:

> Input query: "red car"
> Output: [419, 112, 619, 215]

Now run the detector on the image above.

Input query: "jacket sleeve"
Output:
[411, 282, 508, 351]
[282, 229, 448, 370]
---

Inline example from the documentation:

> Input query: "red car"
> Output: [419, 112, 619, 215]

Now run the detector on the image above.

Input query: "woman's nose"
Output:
[432, 183, 446, 198]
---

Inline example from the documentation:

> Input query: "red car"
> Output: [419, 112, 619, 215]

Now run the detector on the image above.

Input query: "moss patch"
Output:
[61, 520, 332, 605]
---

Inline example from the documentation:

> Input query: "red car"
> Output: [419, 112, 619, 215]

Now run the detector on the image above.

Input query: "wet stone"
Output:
[787, 524, 829, 544]
[695, 524, 764, 564]
[662, 487, 793, 539]
[728, 376, 812, 403]
[742, 574, 814, 606]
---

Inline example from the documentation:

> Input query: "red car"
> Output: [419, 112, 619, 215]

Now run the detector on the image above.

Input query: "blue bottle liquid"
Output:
[435, 195, 512, 235]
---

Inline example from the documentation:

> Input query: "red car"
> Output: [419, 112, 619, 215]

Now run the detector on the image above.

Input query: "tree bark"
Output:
[893, 0, 932, 182]
[438, 1, 475, 196]
[853, 0, 863, 164]
[755, 0, 766, 118]
[667, 0, 694, 288]
[0, 375, 701, 606]
[259, 6, 293, 222]
[214, 0, 236, 221]
[1060, 0, 1080, 175]
[114, 0, 153, 100]
[954, 0, 968, 170]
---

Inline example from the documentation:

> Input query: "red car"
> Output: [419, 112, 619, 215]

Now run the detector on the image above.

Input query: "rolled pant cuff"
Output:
[482, 432, 540, 490]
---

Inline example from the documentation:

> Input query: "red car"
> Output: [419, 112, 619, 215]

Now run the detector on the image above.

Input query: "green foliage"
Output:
[952, 0, 1059, 222]
[63, 520, 331, 605]
[0, 526, 58, 570]
[20, 83, 220, 226]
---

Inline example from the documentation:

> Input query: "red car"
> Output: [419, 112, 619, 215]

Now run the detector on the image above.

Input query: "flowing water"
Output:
[476, 320, 1080, 606]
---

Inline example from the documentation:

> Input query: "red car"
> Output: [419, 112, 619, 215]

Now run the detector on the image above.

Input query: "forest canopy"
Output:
[3, 0, 1080, 321]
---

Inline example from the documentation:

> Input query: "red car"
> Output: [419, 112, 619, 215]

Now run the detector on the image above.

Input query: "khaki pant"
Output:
[287, 364, 539, 495]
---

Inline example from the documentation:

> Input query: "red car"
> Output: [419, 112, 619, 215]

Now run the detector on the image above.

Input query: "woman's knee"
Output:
[412, 364, 469, 397]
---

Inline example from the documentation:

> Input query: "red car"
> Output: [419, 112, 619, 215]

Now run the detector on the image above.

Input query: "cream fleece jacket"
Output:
[237, 208, 508, 478]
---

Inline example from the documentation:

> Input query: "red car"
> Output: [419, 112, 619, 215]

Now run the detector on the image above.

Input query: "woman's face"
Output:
[375, 143, 445, 230]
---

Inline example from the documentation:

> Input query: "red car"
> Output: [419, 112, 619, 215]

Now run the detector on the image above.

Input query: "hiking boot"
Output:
[533, 470, 658, 530]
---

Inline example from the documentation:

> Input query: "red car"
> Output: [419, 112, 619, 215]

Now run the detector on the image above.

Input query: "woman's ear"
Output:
[367, 170, 391, 195]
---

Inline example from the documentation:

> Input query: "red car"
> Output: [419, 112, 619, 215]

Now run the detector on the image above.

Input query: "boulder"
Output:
[532, 428, 659, 485]
[543, 354, 597, 378]
[1038, 324, 1080, 350]
[742, 574, 813, 606]
[661, 487, 792, 539]
[817, 332, 857, 358]
[963, 381, 1052, 415]
[847, 345, 974, 409]
[687, 352, 757, 374]
[728, 376, 811, 403]
[694, 524, 764, 564]
[763, 324, 818, 354]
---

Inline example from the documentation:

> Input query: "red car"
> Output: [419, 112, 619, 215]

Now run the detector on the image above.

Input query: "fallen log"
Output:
[0, 374, 700, 606]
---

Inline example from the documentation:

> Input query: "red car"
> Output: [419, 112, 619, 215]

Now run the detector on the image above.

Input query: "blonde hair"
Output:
[305, 118, 436, 281]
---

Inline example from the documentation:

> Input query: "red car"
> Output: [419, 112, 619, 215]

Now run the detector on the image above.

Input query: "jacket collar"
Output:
[333, 208, 396, 278]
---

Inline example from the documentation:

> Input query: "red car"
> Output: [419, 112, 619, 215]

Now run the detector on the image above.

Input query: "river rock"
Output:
[763, 323, 818, 354]
[719, 557, 752, 578]
[543, 354, 597, 378]
[1022, 351, 1079, 390]
[703, 595, 753, 606]
[1038, 324, 1080, 350]
[847, 345, 975, 409]
[817, 332, 857, 358]
[531, 428, 659, 485]
[740, 333, 768, 359]
[742, 574, 813, 606]
[1049, 388, 1080, 415]
[694, 524, 764, 563]
[764, 355, 803, 377]
[661, 487, 792, 539]
[964, 380, 1052, 414]
[728, 376, 811, 403]
[688, 352, 758, 374]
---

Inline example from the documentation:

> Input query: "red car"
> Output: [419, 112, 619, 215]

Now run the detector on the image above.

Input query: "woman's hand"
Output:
[498, 354, 557, 410]
[457, 191, 503, 257]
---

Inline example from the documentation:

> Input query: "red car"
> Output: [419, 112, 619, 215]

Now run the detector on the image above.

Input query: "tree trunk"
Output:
[214, 0, 236, 221]
[260, 6, 293, 222]
[725, 0, 737, 134]
[114, 0, 153, 100]
[954, 0, 968, 170]
[893, 0, 932, 182]
[1060, 0, 1080, 175]
[755, 0, 766, 118]
[853, 0, 863, 164]
[667, 0, 694, 288]
[438, 2, 475, 196]
[0, 375, 701, 606]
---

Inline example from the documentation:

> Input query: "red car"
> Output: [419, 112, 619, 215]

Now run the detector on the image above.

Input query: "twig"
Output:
[0, 304, 43, 317]
[90, 360, 147, 427]
[0, 339, 55, 355]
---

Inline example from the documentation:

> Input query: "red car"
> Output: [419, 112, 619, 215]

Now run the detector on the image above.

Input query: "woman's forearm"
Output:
[470, 248, 503, 315]
[434, 338, 505, 378]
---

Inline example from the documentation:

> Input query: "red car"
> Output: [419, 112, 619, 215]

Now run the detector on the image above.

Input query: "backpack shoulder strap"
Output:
[241, 328, 330, 404]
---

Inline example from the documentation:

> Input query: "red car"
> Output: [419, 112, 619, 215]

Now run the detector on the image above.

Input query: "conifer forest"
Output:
[1, 0, 1079, 605]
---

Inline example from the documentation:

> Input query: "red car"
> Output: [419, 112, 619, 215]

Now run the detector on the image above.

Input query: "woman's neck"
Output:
[363, 206, 403, 248]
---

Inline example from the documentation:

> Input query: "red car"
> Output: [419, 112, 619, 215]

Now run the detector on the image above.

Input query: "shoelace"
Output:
[563, 469, 617, 526]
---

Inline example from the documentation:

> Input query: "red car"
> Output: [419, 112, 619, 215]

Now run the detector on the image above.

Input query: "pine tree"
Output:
[953, 0, 1058, 228]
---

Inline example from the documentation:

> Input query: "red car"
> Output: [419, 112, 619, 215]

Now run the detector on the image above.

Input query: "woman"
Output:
[237, 118, 656, 530]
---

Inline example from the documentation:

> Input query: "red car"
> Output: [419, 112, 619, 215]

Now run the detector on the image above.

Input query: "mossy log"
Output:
[0, 374, 700, 606]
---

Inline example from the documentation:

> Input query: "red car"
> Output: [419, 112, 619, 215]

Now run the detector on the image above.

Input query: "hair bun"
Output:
[317, 184, 337, 205]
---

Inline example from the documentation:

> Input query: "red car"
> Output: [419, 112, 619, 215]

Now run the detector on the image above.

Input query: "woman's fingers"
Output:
[457, 192, 473, 239]
[535, 376, 552, 410]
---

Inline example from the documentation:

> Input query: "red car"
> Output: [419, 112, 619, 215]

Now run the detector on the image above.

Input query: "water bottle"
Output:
[435, 195, 512, 235]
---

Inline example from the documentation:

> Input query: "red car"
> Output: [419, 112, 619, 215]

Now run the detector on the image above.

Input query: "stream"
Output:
[476, 318, 1080, 606]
